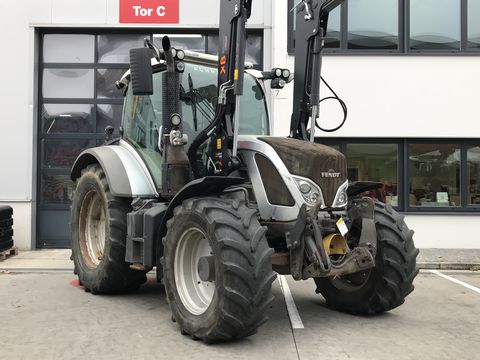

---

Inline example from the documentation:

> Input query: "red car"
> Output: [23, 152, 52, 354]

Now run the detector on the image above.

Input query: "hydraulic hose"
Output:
[187, 105, 226, 178]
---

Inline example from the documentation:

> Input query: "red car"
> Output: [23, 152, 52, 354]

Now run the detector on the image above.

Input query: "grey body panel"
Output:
[238, 135, 347, 222]
[71, 140, 158, 198]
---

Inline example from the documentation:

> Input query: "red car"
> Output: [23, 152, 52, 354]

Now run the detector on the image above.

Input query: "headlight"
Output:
[332, 180, 349, 208]
[293, 176, 324, 208]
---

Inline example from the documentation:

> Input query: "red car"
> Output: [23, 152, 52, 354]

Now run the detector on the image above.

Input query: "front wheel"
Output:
[315, 201, 419, 314]
[162, 197, 276, 343]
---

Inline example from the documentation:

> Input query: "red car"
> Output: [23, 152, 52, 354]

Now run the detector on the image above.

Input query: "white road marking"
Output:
[429, 270, 480, 295]
[278, 275, 304, 329]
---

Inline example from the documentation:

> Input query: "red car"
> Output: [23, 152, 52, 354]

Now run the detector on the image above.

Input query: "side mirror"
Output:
[129, 48, 153, 95]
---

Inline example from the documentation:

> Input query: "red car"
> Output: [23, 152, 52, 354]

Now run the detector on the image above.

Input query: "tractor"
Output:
[70, 0, 418, 342]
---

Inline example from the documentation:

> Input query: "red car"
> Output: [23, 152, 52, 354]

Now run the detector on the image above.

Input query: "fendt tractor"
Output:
[70, 0, 418, 342]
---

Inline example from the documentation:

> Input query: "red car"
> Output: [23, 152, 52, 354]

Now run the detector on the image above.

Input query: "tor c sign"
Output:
[119, 0, 179, 24]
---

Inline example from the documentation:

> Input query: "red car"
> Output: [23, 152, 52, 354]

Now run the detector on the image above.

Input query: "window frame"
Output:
[316, 138, 480, 214]
[288, 0, 480, 55]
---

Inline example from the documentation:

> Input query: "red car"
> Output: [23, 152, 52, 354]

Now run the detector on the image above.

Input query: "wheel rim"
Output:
[174, 227, 215, 316]
[79, 189, 107, 269]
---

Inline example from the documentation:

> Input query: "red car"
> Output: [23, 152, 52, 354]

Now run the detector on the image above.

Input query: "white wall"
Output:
[271, 56, 480, 138]
[406, 215, 480, 249]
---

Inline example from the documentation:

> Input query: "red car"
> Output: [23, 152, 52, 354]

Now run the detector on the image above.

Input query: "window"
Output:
[348, 0, 399, 50]
[97, 34, 147, 63]
[288, 0, 479, 53]
[42, 69, 94, 98]
[468, 0, 480, 49]
[467, 146, 480, 205]
[319, 139, 480, 212]
[409, 144, 460, 207]
[204, 33, 264, 68]
[288, 0, 343, 52]
[43, 34, 94, 63]
[346, 144, 399, 206]
[154, 34, 206, 53]
[409, 0, 460, 50]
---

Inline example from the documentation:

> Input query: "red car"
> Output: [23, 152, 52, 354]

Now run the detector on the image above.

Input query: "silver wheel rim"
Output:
[79, 190, 107, 268]
[174, 227, 215, 315]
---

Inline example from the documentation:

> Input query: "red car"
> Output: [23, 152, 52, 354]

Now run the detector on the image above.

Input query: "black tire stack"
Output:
[0, 206, 14, 252]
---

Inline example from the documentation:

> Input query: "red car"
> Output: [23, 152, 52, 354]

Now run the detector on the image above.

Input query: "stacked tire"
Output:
[0, 206, 14, 252]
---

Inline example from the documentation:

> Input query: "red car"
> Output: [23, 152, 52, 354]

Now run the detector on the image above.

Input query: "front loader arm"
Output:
[289, 0, 344, 141]
[187, 0, 252, 178]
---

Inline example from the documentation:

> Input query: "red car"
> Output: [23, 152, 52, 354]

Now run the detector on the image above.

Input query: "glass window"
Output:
[288, 1, 341, 50]
[43, 34, 94, 63]
[207, 34, 219, 55]
[348, 0, 399, 49]
[42, 69, 94, 99]
[410, 0, 460, 50]
[153, 34, 206, 52]
[42, 139, 96, 169]
[468, 146, 480, 205]
[40, 174, 75, 204]
[41, 104, 94, 134]
[98, 34, 147, 63]
[409, 144, 460, 207]
[468, 0, 480, 49]
[346, 144, 399, 206]
[97, 69, 127, 98]
[206, 33, 263, 67]
[325, 6, 341, 48]
[97, 104, 123, 135]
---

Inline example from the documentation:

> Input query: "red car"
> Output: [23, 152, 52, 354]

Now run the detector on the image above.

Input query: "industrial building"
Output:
[0, 0, 479, 250]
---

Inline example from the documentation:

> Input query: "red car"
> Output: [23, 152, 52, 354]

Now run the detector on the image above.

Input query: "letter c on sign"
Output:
[157, 6, 166, 16]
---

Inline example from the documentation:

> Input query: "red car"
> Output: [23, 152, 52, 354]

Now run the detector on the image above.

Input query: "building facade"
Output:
[0, 0, 479, 250]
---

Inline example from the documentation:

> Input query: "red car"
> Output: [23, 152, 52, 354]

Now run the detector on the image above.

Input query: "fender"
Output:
[159, 176, 244, 237]
[70, 141, 158, 198]
[155, 176, 244, 280]
[347, 181, 383, 197]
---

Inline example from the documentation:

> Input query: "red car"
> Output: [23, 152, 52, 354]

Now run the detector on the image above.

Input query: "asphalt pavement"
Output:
[1, 268, 479, 360]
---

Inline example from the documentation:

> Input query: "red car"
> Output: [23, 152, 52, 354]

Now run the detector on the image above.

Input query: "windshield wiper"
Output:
[188, 74, 199, 131]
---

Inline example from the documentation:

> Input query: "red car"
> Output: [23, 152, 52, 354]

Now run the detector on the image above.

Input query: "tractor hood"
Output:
[259, 137, 347, 207]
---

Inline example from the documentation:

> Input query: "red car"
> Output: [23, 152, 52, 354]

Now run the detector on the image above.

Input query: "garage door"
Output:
[37, 29, 263, 248]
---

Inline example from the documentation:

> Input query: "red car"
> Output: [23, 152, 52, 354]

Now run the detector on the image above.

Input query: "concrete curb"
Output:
[418, 262, 480, 271]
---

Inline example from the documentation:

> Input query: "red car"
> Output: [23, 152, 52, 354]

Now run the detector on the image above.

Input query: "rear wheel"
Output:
[162, 197, 276, 343]
[315, 201, 419, 314]
[71, 164, 147, 293]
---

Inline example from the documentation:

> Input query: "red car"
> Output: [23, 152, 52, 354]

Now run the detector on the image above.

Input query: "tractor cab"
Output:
[117, 58, 269, 189]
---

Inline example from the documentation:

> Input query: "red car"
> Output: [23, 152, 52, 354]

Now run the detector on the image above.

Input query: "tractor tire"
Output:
[315, 201, 419, 315]
[71, 164, 147, 294]
[162, 197, 276, 343]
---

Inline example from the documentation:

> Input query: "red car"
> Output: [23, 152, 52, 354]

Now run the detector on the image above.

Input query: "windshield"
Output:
[122, 62, 269, 188]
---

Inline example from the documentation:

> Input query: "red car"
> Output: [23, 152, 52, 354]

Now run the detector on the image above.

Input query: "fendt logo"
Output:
[321, 169, 341, 178]
[119, 0, 179, 24]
